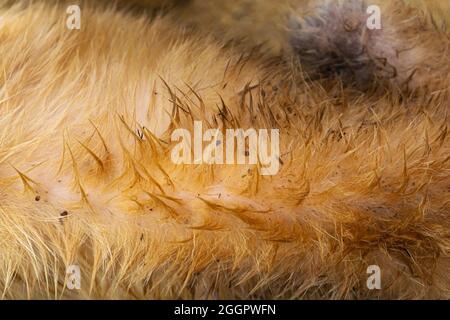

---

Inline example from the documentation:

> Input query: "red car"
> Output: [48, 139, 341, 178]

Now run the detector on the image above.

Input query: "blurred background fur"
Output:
[128, 0, 450, 53]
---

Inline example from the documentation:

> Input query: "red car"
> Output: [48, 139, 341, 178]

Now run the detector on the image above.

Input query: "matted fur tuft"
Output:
[0, 0, 448, 299]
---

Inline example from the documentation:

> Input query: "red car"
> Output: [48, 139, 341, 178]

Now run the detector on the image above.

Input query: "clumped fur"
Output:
[0, 0, 448, 299]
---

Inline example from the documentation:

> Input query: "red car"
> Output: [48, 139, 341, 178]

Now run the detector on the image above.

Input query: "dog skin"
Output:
[0, 0, 448, 299]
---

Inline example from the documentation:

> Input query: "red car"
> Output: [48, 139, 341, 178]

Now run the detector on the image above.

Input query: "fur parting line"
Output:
[0, 0, 448, 299]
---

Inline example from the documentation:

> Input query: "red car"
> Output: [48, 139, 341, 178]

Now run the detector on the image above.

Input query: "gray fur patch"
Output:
[289, 0, 381, 88]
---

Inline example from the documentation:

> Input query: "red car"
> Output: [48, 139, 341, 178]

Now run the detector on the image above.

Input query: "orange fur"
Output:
[0, 0, 448, 299]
